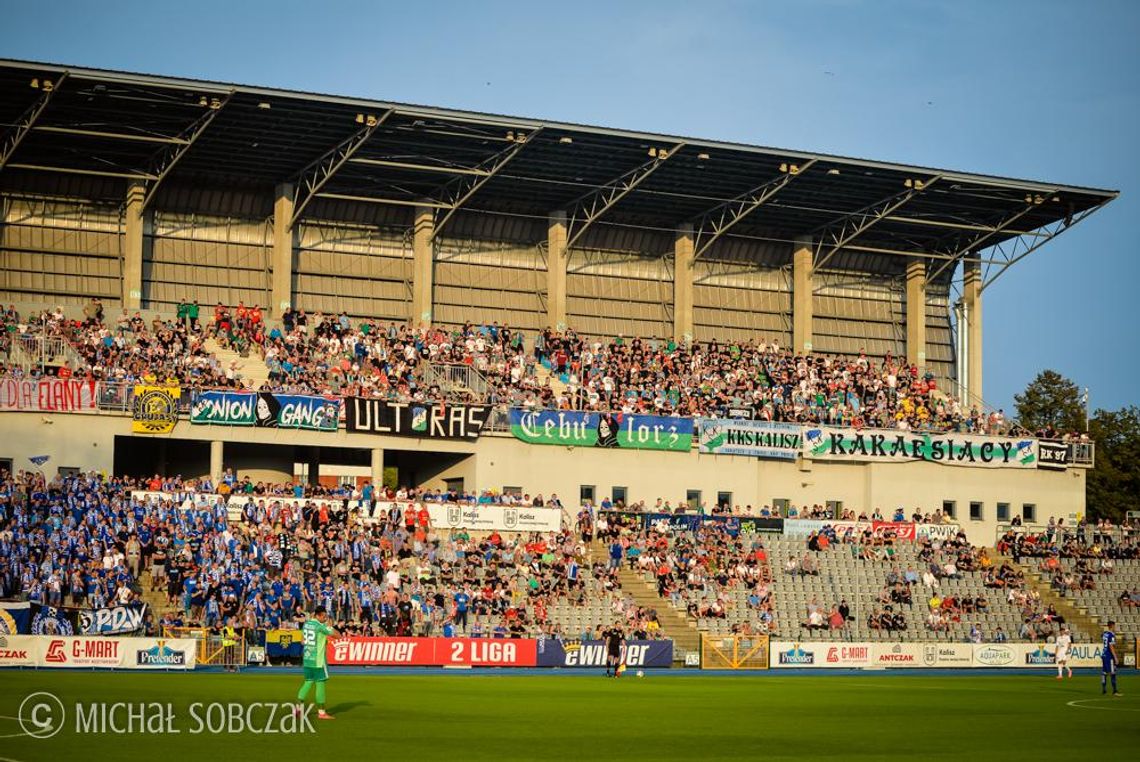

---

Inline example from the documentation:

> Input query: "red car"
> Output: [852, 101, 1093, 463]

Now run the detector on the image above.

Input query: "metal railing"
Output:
[422, 362, 491, 398]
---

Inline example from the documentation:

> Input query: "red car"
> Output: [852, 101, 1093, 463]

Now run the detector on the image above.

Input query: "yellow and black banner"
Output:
[132, 385, 180, 434]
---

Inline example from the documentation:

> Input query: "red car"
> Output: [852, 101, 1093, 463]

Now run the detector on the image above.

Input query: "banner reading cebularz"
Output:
[344, 398, 489, 441]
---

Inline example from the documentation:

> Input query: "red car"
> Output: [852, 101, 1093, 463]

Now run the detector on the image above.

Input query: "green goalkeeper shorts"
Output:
[303, 666, 329, 682]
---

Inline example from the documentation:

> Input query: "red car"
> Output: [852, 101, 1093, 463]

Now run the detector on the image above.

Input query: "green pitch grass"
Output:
[1, 671, 1136, 761]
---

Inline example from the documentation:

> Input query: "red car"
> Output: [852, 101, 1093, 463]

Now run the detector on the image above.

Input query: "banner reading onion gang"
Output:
[345, 398, 488, 441]
[802, 426, 1038, 469]
[190, 390, 339, 431]
[0, 377, 98, 412]
[697, 418, 800, 460]
[536, 639, 673, 668]
[509, 409, 693, 451]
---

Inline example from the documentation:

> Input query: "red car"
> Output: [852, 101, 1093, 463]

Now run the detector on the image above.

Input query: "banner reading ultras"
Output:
[131, 385, 180, 434]
[802, 426, 1038, 468]
[190, 390, 339, 431]
[345, 399, 488, 441]
[696, 418, 800, 459]
[509, 409, 693, 451]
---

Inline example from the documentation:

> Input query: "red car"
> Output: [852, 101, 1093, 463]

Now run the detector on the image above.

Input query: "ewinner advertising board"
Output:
[327, 637, 674, 668]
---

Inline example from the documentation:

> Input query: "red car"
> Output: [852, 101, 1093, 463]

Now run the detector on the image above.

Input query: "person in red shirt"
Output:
[417, 506, 430, 529]
[250, 305, 262, 325]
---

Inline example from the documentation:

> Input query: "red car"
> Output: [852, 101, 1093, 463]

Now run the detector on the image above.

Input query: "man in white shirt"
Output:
[1055, 625, 1073, 679]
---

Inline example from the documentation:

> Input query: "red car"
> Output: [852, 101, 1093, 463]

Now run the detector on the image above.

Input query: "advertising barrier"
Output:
[802, 426, 1039, 469]
[768, 641, 1107, 670]
[536, 639, 673, 668]
[328, 637, 538, 667]
[0, 377, 97, 412]
[353, 500, 563, 532]
[696, 418, 801, 460]
[0, 635, 196, 669]
[345, 398, 488, 441]
[509, 409, 693, 451]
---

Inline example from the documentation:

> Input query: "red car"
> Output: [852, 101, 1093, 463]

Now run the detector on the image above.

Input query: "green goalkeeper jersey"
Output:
[302, 618, 334, 668]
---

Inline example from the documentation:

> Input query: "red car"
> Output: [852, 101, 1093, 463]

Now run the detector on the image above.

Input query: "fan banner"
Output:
[802, 426, 1038, 468]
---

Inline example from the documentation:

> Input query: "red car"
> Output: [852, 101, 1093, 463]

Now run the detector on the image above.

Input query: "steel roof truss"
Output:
[290, 108, 394, 227]
[0, 70, 68, 173]
[564, 143, 685, 252]
[924, 195, 1053, 284]
[980, 203, 1108, 293]
[141, 92, 232, 209]
[430, 127, 543, 242]
[812, 175, 941, 271]
[691, 158, 817, 262]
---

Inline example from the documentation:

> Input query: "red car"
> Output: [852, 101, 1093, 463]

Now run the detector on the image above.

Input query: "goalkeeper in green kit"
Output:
[296, 605, 337, 720]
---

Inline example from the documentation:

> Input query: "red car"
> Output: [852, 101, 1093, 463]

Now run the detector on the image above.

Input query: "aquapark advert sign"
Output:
[802, 426, 1039, 469]
[508, 409, 693, 452]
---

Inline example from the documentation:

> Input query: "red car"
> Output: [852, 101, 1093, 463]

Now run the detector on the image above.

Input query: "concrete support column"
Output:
[673, 224, 694, 343]
[271, 183, 295, 317]
[964, 260, 983, 404]
[547, 210, 568, 330]
[307, 446, 321, 487]
[370, 447, 385, 490]
[209, 440, 223, 484]
[792, 236, 813, 354]
[412, 205, 435, 326]
[905, 259, 926, 370]
[122, 183, 145, 309]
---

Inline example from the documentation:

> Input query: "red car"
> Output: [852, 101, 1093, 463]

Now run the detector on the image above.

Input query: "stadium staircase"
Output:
[994, 551, 1100, 642]
[597, 546, 701, 662]
[203, 337, 272, 390]
[534, 361, 568, 399]
[134, 571, 178, 621]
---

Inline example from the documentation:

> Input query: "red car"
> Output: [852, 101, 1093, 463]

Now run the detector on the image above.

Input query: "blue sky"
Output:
[2, 0, 1136, 413]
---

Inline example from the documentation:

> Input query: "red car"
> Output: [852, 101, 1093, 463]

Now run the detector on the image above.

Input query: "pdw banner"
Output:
[802, 426, 1038, 468]
[509, 409, 693, 451]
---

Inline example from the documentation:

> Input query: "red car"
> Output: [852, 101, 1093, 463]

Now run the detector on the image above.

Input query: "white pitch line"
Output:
[1066, 698, 1140, 713]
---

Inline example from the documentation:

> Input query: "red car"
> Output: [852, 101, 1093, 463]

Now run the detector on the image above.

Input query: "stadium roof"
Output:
[0, 59, 1118, 287]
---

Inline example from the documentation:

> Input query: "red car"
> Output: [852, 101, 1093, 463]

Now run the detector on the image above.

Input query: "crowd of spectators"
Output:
[0, 468, 658, 644]
[2, 301, 1051, 435]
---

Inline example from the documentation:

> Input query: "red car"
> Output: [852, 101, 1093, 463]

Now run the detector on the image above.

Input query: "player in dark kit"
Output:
[1101, 620, 1121, 696]
[601, 623, 625, 677]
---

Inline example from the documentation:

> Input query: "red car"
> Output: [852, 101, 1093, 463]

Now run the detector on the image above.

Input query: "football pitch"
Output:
[1, 670, 1136, 761]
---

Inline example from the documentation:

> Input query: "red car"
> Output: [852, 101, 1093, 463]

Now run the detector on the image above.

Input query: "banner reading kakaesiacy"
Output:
[509, 409, 693, 451]
[697, 418, 800, 459]
[802, 426, 1038, 468]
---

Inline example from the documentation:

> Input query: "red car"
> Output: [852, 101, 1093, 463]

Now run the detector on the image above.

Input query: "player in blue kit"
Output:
[1101, 620, 1120, 696]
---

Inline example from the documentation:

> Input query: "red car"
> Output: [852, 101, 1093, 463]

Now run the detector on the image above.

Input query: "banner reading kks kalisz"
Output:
[345, 398, 488, 441]
[697, 418, 800, 459]
[509, 409, 693, 451]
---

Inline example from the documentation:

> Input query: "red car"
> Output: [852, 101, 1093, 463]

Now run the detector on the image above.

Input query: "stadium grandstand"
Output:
[1, 59, 1133, 675]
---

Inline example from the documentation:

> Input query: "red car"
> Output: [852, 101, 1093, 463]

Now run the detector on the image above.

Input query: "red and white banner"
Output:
[327, 636, 539, 667]
[823, 643, 873, 668]
[0, 634, 37, 667]
[0, 635, 196, 669]
[0, 377, 97, 412]
[872, 521, 916, 541]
